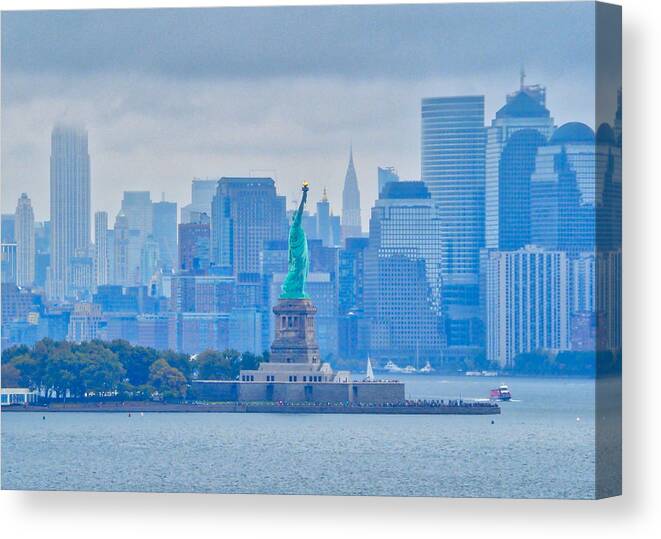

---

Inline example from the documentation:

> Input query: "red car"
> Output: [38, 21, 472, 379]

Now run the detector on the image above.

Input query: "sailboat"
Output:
[365, 356, 375, 382]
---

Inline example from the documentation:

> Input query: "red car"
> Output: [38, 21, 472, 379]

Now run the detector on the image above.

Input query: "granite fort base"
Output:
[191, 379, 405, 404]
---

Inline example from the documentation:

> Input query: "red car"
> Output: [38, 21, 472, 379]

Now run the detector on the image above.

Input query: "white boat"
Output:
[384, 360, 404, 373]
[402, 365, 418, 374]
[465, 370, 499, 377]
[419, 361, 435, 374]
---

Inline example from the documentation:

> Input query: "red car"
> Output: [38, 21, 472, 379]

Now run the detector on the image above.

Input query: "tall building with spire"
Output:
[47, 123, 91, 300]
[15, 193, 35, 288]
[316, 188, 332, 247]
[485, 76, 555, 249]
[341, 147, 362, 240]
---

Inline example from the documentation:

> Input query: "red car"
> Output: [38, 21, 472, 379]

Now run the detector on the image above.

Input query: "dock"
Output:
[2, 401, 500, 415]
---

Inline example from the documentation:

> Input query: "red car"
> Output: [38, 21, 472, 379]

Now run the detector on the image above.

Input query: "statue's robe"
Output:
[280, 193, 310, 299]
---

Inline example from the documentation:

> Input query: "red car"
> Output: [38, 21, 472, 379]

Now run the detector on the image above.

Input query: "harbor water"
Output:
[1, 375, 596, 498]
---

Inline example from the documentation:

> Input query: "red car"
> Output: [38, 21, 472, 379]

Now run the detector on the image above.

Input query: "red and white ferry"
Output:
[490, 384, 512, 401]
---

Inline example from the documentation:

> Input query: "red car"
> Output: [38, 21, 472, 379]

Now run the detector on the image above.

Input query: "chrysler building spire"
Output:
[341, 145, 362, 240]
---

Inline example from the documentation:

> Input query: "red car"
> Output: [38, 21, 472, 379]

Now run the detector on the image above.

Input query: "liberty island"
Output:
[191, 183, 411, 406]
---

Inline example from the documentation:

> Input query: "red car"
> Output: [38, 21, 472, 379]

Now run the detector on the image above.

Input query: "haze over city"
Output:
[1, 3, 598, 224]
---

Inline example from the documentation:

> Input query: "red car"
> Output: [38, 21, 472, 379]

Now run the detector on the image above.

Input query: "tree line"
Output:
[510, 350, 622, 376]
[1, 339, 267, 401]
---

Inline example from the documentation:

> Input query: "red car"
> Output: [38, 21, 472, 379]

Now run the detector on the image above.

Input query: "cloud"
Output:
[2, 4, 594, 80]
[1, 3, 599, 226]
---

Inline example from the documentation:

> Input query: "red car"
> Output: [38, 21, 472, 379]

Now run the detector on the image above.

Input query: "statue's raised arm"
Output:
[280, 182, 311, 299]
[292, 182, 309, 228]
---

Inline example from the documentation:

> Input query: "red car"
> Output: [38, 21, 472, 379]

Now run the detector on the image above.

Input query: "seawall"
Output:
[2, 402, 500, 415]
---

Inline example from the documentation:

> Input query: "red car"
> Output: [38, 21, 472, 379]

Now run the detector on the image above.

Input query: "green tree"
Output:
[1, 344, 30, 365]
[9, 354, 42, 390]
[42, 343, 86, 399]
[1, 363, 23, 387]
[106, 340, 159, 386]
[512, 351, 555, 375]
[195, 349, 241, 380]
[160, 350, 193, 378]
[79, 344, 126, 395]
[240, 352, 261, 371]
[148, 359, 187, 400]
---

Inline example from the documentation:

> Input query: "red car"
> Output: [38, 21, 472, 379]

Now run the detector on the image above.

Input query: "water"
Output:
[1, 375, 596, 498]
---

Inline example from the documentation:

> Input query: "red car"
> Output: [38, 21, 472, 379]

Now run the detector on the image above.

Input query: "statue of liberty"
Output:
[280, 182, 311, 299]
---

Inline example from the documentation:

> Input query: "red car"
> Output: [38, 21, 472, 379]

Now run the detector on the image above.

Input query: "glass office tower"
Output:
[421, 95, 486, 360]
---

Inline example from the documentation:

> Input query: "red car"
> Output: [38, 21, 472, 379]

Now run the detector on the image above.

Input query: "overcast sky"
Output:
[1, 3, 599, 226]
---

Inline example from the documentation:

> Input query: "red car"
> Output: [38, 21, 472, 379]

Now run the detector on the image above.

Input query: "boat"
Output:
[383, 360, 404, 373]
[402, 365, 418, 374]
[419, 360, 435, 374]
[490, 384, 512, 401]
[365, 357, 375, 381]
[465, 370, 499, 377]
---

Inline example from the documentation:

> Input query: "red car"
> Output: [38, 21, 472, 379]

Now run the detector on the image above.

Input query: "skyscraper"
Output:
[364, 181, 443, 361]
[531, 122, 597, 252]
[120, 191, 152, 285]
[501, 129, 550, 250]
[316, 188, 332, 247]
[94, 211, 109, 288]
[421, 95, 486, 359]
[338, 237, 370, 359]
[485, 82, 555, 250]
[486, 246, 570, 367]
[121, 191, 153, 237]
[1, 214, 16, 243]
[341, 148, 362, 239]
[113, 210, 130, 286]
[140, 235, 160, 284]
[48, 123, 91, 300]
[1, 243, 17, 284]
[377, 166, 399, 197]
[15, 193, 35, 287]
[211, 177, 287, 276]
[34, 221, 50, 288]
[181, 178, 219, 224]
[178, 213, 210, 273]
[152, 200, 178, 271]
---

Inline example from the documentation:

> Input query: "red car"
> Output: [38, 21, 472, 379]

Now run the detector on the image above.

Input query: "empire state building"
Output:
[341, 147, 362, 240]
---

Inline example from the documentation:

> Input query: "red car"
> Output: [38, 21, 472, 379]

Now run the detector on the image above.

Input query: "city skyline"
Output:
[0, 3, 620, 370]
[1, 83, 621, 367]
[1, 3, 600, 223]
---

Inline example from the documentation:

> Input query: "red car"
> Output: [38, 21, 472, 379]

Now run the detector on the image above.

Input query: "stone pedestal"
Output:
[270, 298, 320, 365]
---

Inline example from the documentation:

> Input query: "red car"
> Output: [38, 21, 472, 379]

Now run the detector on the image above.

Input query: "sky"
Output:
[1, 2, 598, 227]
